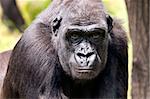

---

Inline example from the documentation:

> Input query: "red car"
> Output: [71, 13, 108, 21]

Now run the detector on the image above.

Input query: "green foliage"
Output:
[0, 6, 20, 52]
[18, 0, 51, 25]
[0, 0, 51, 52]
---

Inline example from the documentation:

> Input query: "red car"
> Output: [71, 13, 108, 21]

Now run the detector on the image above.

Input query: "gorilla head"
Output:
[52, 0, 112, 80]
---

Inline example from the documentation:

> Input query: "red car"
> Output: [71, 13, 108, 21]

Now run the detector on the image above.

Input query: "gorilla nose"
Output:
[75, 52, 96, 67]
[77, 52, 94, 58]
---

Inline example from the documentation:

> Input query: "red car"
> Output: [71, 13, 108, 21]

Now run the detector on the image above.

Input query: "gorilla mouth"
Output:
[77, 69, 93, 73]
[74, 68, 97, 80]
[75, 67, 95, 73]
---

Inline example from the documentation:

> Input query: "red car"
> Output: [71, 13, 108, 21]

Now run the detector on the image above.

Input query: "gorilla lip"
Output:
[76, 69, 94, 73]
[75, 67, 94, 71]
[78, 68, 93, 70]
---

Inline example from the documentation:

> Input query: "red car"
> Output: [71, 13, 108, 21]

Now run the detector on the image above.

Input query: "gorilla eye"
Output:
[92, 33, 100, 39]
[69, 33, 81, 43]
[89, 29, 106, 43]
[71, 33, 79, 40]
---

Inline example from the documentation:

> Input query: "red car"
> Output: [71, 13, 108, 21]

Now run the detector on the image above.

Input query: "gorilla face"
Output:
[52, 1, 111, 80]
[54, 24, 109, 80]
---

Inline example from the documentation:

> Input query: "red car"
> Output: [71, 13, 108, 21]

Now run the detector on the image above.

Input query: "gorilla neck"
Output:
[61, 74, 98, 98]
[50, 60, 116, 98]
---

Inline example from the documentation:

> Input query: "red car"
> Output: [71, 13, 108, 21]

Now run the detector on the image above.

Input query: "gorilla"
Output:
[1, 0, 128, 99]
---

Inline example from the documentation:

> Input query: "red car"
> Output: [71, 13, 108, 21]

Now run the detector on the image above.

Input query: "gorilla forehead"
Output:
[62, 0, 107, 25]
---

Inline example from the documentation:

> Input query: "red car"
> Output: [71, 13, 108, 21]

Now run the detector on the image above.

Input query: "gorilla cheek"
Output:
[68, 54, 79, 77]
[58, 49, 72, 75]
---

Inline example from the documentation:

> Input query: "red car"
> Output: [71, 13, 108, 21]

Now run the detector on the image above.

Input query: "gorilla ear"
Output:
[51, 16, 62, 36]
[106, 15, 113, 33]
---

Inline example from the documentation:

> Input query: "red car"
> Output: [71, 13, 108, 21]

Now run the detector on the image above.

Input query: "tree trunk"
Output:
[125, 0, 150, 99]
[0, 0, 25, 32]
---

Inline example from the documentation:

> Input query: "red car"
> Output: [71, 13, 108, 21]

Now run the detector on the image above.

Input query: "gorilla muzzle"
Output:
[75, 41, 96, 67]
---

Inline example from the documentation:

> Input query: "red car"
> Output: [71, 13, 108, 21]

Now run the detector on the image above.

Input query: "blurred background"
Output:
[0, 0, 128, 52]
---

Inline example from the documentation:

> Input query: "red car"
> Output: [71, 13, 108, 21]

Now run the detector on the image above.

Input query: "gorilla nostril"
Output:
[77, 53, 85, 57]
[86, 52, 94, 57]
[81, 48, 84, 51]
[77, 52, 94, 58]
